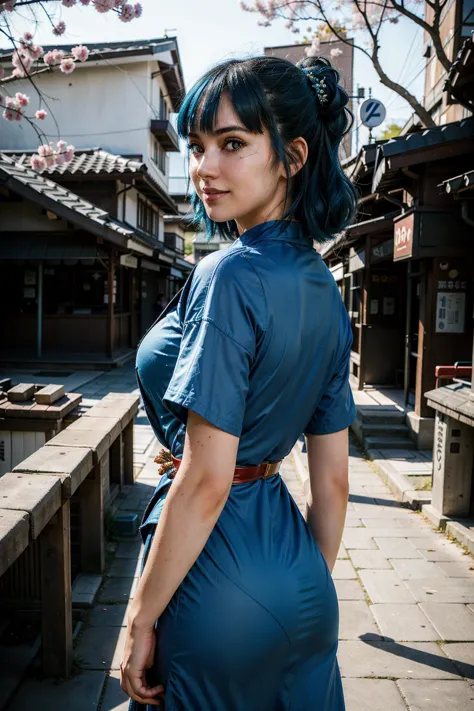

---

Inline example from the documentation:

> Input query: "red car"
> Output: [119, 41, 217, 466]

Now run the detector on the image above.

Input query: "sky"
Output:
[1, 0, 427, 166]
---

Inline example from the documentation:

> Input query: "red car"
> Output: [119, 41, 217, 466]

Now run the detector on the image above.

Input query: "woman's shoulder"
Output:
[192, 244, 262, 294]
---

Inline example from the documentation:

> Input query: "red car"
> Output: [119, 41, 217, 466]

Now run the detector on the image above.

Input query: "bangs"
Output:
[176, 60, 269, 138]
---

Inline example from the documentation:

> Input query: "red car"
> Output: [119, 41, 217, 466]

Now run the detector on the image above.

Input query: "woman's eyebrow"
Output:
[188, 125, 252, 138]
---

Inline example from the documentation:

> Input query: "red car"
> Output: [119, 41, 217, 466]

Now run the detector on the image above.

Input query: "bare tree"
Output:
[240, 0, 460, 127]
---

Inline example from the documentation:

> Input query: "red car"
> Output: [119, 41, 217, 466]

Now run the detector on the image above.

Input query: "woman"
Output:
[121, 54, 357, 710]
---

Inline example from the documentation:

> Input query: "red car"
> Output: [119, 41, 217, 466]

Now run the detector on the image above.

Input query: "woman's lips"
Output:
[202, 191, 230, 202]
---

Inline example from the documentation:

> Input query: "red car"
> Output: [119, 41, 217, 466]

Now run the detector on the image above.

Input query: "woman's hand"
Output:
[120, 615, 165, 706]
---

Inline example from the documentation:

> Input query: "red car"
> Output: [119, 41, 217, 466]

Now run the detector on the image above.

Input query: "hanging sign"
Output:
[359, 99, 386, 128]
[393, 213, 414, 260]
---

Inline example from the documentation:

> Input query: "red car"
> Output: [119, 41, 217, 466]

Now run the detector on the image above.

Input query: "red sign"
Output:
[393, 213, 414, 260]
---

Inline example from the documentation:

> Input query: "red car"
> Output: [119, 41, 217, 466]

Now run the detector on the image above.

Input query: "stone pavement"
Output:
[4, 364, 474, 710]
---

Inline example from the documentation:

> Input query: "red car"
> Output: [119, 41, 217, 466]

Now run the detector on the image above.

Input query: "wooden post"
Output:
[37, 261, 43, 360]
[40, 501, 73, 678]
[106, 250, 115, 358]
[110, 433, 123, 488]
[80, 458, 105, 574]
[432, 412, 474, 518]
[123, 420, 134, 485]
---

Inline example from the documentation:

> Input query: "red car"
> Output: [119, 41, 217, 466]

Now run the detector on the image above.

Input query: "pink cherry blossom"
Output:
[62, 0, 77, 5]
[38, 143, 56, 167]
[23, 31, 34, 41]
[114, 0, 124, 6]
[60, 58, 76, 74]
[43, 51, 56, 66]
[3, 109, 15, 121]
[119, 3, 134, 21]
[71, 45, 89, 62]
[133, 2, 142, 17]
[52, 49, 65, 62]
[330, 47, 343, 58]
[31, 44, 44, 60]
[35, 109, 47, 120]
[3, 1, 16, 11]
[57, 140, 68, 151]
[64, 145, 75, 162]
[53, 21, 67, 35]
[94, 0, 114, 12]
[55, 151, 67, 165]
[31, 154, 47, 171]
[80, 0, 91, 4]
[15, 92, 29, 107]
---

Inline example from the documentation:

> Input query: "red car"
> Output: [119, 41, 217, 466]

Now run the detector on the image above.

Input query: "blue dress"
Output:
[133, 220, 356, 711]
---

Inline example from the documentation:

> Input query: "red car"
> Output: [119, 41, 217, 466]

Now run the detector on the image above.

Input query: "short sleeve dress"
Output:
[133, 219, 356, 711]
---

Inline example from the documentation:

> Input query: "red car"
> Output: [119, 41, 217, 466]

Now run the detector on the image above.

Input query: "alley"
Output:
[4, 374, 474, 710]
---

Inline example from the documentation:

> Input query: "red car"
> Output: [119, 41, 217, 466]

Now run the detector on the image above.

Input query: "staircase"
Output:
[351, 408, 415, 451]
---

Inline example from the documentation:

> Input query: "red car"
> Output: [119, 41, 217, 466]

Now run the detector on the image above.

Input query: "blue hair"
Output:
[177, 55, 357, 244]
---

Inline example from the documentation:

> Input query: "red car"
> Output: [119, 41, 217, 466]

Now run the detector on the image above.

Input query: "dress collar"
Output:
[236, 220, 314, 249]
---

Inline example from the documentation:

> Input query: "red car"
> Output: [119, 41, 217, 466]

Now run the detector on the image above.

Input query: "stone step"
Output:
[361, 423, 411, 438]
[358, 409, 406, 426]
[364, 435, 416, 450]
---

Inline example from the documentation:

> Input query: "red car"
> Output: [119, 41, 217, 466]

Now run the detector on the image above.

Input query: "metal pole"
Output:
[355, 85, 360, 155]
[37, 261, 43, 360]
[404, 261, 412, 408]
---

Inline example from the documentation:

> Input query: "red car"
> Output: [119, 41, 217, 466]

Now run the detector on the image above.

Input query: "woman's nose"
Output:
[196, 151, 220, 180]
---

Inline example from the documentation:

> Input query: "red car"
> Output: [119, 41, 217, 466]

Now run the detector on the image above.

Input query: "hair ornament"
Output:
[296, 59, 337, 110]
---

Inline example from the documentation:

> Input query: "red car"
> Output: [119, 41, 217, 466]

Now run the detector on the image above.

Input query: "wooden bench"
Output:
[0, 391, 140, 679]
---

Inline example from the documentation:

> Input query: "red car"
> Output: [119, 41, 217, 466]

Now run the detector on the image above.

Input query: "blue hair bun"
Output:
[297, 57, 342, 115]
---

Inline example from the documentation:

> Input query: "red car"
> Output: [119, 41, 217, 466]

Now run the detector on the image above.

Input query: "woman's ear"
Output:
[288, 137, 308, 178]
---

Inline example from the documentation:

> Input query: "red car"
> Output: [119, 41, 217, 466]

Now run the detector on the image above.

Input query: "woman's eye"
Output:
[187, 142, 203, 155]
[224, 138, 245, 152]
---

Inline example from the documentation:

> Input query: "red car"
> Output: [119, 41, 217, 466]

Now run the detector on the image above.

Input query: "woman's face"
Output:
[187, 93, 288, 234]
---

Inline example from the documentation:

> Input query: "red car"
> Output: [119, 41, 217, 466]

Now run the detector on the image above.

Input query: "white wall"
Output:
[0, 58, 174, 195]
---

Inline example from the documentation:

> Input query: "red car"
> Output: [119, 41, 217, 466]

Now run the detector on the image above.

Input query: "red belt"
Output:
[155, 449, 282, 485]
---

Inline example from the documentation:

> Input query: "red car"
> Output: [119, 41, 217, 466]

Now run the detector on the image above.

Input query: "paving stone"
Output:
[344, 518, 364, 528]
[420, 604, 474, 642]
[398, 679, 474, 711]
[349, 550, 392, 569]
[115, 537, 144, 559]
[5, 670, 106, 711]
[108, 557, 141, 577]
[365, 529, 433, 539]
[100, 670, 131, 711]
[342, 678, 407, 711]
[342, 530, 378, 550]
[406, 580, 474, 603]
[354, 505, 415, 519]
[338, 641, 461, 679]
[71, 573, 102, 607]
[339, 601, 382, 640]
[359, 570, 416, 603]
[334, 579, 367, 600]
[441, 642, 474, 680]
[75, 626, 128, 670]
[436, 562, 474, 578]
[97, 576, 138, 603]
[374, 537, 423, 559]
[337, 542, 349, 559]
[88, 604, 130, 627]
[332, 559, 358, 579]
[418, 546, 467, 562]
[361, 518, 403, 529]
[391, 559, 448, 580]
[370, 603, 440, 641]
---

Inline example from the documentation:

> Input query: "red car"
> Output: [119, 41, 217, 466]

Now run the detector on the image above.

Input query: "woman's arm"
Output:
[121, 410, 238, 704]
[304, 429, 350, 573]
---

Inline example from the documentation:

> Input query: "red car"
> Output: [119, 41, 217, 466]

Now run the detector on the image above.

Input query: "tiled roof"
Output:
[2, 149, 179, 214]
[445, 31, 474, 106]
[0, 152, 137, 247]
[0, 37, 175, 62]
[372, 117, 474, 193]
[439, 169, 474, 194]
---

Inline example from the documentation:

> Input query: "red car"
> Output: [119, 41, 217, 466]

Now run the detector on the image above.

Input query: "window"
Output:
[461, 0, 474, 36]
[159, 89, 168, 120]
[153, 138, 166, 174]
[137, 196, 159, 237]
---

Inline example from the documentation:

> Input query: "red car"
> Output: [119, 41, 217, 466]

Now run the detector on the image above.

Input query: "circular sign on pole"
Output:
[359, 98, 386, 128]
